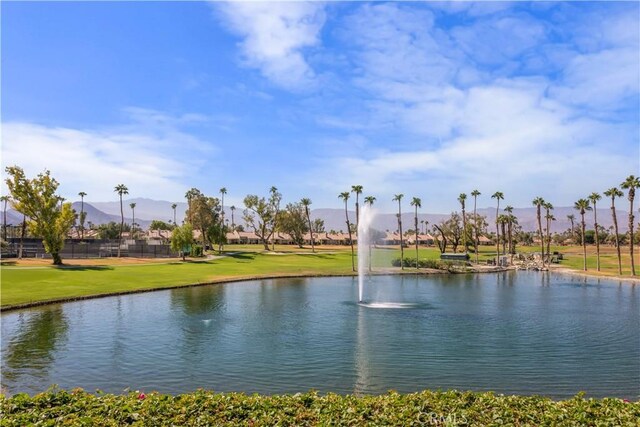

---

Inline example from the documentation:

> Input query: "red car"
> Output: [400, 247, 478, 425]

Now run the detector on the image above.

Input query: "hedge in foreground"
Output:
[1, 389, 638, 426]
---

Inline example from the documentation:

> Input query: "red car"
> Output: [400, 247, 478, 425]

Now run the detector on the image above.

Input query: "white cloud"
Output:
[214, 1, 326, 91]
[1, 109, 215, 202]
[550, 47, 639, 112]
[305, 3, 639, 212]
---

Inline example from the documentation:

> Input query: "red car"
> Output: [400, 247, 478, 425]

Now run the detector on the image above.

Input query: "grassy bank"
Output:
[1, 244, 637, 309]
[1, 389, 637, 426]
[0, 250, 356, 308]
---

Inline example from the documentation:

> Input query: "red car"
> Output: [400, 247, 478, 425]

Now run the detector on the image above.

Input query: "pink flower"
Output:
[138, 393, 146, 400]
[623, 399, 630, 403]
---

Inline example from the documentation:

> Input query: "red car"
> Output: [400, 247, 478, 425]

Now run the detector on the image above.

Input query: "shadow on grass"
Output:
[229, 252, 257, 260]
[55, 265, 114, 271]
[1, 260, 17, 266]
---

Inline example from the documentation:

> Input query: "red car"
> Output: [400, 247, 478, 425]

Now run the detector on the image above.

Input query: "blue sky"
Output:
[2, 1, 639, 212]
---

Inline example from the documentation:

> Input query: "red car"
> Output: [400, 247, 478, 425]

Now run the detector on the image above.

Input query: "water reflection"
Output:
[1, 274, 638, 398]
[2, 306, 69, 388]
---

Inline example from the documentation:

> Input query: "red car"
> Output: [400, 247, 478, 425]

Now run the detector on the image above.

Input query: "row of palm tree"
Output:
[569, 175, 638, 275]
[73, 174, 637, 276]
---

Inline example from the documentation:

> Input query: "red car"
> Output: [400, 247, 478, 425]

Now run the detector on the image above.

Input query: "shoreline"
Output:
[0, 266, 512, 313]
[2, 262, 636, 313]
[548, 265, 640, 284]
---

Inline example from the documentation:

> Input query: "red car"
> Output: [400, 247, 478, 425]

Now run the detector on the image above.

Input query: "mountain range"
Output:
[1, 198, 631, 234]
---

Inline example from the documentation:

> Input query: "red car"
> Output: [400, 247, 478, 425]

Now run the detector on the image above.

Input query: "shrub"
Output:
[391, 257, 454, 270]
[190, 245, 203, 257]
[1, 389, 637, 426]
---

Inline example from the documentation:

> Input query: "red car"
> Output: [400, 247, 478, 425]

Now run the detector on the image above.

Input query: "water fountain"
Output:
[357, 204, 375, 303]
[358, 205, 420, 309]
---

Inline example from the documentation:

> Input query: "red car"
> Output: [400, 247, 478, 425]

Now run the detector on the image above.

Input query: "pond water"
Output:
[1, 272, 638, 399]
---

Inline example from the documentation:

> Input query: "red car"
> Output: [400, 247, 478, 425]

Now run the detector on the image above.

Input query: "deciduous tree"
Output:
[171, 223, 194, 261]
[5, 166, 75, 265]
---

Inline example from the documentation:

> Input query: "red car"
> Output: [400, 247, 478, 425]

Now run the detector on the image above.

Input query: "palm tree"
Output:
[491, 192, 504, 259]
[230, 205, 236, 230]
[364, 196, 376, 272]
[1, 195, 9, 242]
[543, 201, 553, 261]
[171, 203, 177, 226]
[458, 193, 467, 253]
[566, 214, 576, 240]
[532, 197, 546, 266]
[410, 197, 422, 268]
[270, 186, 281, 251]
[420, 220, 425, 235]
[338, 192, 355, 272]
[301, 198, 315, 253]
[604, 187, 624, 275]
[129, 202, 136, 239]
[621, 175, 640, 276]
[545, 213, 556, 259]
[497, 214, 508, 255]
[219, 187, 227, 252]
[393, 194, 405, 270]
[471, 189, 481, 263]
[351, 185, 363, 231]
[504, 205, 515, 259]
[114, 184, 129, 257]
[574, 198, 592, 271]
[588, 192, 602, 271]
[78, 191, 87, 240]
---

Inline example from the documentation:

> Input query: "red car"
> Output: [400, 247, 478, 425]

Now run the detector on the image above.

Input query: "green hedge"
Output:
[391, 257, 455, 270]
[1, 389, 638, 426]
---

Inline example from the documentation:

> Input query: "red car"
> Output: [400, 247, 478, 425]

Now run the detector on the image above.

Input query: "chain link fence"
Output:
[3, 238, 177, 259]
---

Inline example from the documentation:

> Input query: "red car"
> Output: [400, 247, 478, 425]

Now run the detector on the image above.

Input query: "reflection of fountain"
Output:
[357, 204, 375, 302]
[353, 305, 369, 395]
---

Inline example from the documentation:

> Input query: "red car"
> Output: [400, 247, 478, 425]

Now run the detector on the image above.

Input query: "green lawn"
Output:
[2, 243, 637, 308]
[0, 251, 356, 308]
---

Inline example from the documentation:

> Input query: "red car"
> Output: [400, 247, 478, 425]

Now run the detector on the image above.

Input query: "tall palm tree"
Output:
[471, 189, 481, 263]
[219, 187, 227, 252]
[621, 175, 640, 276]
[504, 205, 514, 259]
[114, 184, 129, 257]
[129, 202, 136, 239]
[351, 185, 363, 231]
[497, 214, 508, 255]
[491, 192, 504, 260]
[420, 220, 425, 235]
[588, 192, 602, 271]
[1, 195, 9, 242]
[364, 196, 376, 272]
[230, 205, 236, 230]
[532, 197, 546, 266]
[301, 198, 315, 253]
[566, 214, 576, 240]
[171, 203, 177, 226]
[604, 187, 624, 275]
[270, 186, 281, 251]
[78, 191, 87, 240]
[458, 193, 467, 253]
[574, 198, 592, 271]
[543, 201, 553, 261]
[410, 197, 422, 268]
[393, 194, 405, 270]
[338, 192, 355, 272]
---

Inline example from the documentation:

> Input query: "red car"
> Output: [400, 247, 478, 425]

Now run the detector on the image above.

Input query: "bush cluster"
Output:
[190, 245, 203, 257]
[1, 389, 637, 426]
[391, 257, 455, 270]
